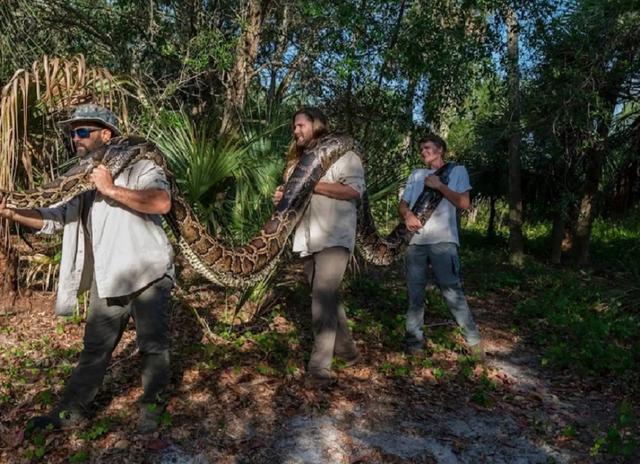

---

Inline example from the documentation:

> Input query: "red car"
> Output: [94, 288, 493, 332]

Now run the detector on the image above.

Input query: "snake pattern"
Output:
[2, 135, 453, 287]
[355, 162, 455, 266]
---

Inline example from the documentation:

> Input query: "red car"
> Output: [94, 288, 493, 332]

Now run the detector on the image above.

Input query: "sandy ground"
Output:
[0, 261, 636, 463]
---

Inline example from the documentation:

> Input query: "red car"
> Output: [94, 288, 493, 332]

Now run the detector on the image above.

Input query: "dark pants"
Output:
[304, 246, 359, 375]
[57, 276, 172, 414]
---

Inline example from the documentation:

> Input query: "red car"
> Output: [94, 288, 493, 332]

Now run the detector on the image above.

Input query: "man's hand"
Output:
[0, 193, 15, 220]
[424, 174, 443, 190]
[404, 211, 423, 232]
[272, 185, 284, 206]
[89, 165, 115, 197]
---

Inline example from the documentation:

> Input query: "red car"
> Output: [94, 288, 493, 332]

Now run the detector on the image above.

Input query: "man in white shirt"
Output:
[399, 134, 482, 357]
[0, 104, 174, 433]
[274, 107, 362, 387]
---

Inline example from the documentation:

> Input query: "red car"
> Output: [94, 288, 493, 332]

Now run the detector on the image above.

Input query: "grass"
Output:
[460, 204, 640, 378]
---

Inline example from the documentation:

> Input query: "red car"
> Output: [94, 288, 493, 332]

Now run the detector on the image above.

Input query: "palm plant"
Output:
[148, 108, 286, 244]
[0, 55, 130, 290]
[0, 55, 130, 192]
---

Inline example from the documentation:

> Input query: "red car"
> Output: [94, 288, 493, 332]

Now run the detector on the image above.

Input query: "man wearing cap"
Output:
[0, 104, 174, 433]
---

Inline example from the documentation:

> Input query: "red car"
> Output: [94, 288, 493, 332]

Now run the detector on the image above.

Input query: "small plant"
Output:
[560, 424, 577, 439]
[23, 431, 47, 461]
[79, 418, 110, 441]
[432, 367, 446, 380]
[256, 363, 276, 376]
[590, 400, 637, 458]
[69, 450, 89, 463]
[159, 410, 172, 428]
[471, 371, 496, 407]
[35, 389, 54, 406]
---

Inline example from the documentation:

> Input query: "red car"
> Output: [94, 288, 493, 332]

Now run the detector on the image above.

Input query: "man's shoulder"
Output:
[330, 149, 363, 172]
[408, 167, 430, 180]
[337, 149, 362, 164]
[449, 164, 469, 177]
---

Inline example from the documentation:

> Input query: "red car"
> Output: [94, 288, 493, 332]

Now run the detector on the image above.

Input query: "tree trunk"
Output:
[362, 0, 406, 141]
[487, 195, 497, 240]
[220, 0, 269, 135]
[505, 7, 524, 265]
[573, 145, 605, 265]
[0, 231, 18, 311]
[267, 3, 290, 107]
[550, 207, 565, 264]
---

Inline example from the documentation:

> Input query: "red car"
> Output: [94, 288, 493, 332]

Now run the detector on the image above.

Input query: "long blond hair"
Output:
[283, 107, 329, 181]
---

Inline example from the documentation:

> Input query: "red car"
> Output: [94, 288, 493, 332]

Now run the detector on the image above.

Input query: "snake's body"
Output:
[3, 135, 454, 287]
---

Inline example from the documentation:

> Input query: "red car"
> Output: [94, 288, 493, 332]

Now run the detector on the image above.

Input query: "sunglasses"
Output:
[70, 127, 102, 139]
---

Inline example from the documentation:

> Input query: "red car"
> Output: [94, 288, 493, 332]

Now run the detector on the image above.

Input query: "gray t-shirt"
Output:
[401, 165, 471, 246]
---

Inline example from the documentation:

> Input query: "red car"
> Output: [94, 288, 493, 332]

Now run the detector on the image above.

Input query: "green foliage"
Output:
[516, 270, 638, 375]
[78, 418, 111, 441]
[23, 430, 47, 461]
[149, 109, 284, 243]
[380, 360, 412, 378]
[471, 371, 497, 407]
[590, 400, 637, 458]
[69, 450, 89, 463]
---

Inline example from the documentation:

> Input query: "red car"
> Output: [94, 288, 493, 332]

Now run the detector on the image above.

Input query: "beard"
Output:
[295, 135, 312, 147]
[74, 138, 103, 157]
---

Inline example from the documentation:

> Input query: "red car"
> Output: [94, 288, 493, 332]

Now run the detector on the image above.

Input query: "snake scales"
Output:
[2, 134, 454, 287]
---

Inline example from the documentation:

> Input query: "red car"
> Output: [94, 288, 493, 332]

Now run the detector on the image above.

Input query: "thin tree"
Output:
[505, 5, 524, 265]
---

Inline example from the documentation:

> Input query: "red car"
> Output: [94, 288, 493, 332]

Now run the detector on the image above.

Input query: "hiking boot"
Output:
[342, 352, 361, 368]
[304, 369, 336, 389]
[404, 343, 424, 356]
[26, 407, 83, 436]
[137, 403, 164, 434]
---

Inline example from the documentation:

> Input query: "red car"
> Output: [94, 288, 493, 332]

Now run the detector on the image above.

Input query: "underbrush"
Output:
[460, 201, 640, 378]
[515, 269, 639, 376]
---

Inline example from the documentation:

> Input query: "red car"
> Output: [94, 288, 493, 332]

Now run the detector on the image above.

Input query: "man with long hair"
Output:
[0, 104, 174, 434]
[399, 134, 483, 357]
[274, 107, 362, 387]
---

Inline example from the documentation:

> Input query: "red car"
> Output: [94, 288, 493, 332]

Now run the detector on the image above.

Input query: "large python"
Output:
[2, 134, 454, 287]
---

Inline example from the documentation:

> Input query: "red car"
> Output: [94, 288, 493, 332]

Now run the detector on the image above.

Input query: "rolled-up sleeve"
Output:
[336, 151, 365, 197]
[401, 171, 418, 206]
[36, 204, 67, 235]
[133, 160, 171, 195]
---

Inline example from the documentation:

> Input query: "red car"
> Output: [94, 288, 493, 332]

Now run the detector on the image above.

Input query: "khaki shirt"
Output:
[37, 159, 174, 316]
[293, 150, 365, 256]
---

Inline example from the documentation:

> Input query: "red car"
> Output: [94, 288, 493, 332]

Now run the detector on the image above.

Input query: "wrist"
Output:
[103, 185, 119, 200]
[1, 208, 15, 220]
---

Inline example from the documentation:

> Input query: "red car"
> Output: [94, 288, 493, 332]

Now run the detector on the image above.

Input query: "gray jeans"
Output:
[405, 243, 481, 347]
[304, 246, 358, 375]
[57, 275, 172, 413]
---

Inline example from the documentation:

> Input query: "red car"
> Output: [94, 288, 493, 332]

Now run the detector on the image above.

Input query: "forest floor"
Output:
[1, 238, 639, 463]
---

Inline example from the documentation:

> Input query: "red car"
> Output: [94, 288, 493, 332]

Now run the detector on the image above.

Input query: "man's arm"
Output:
[424, 175, 471, 210]
[313, 181, 361, 200]
[0, 195, 44, 229]
[313, 152, 364, 201]
[399, 199, 423, 232]
[90, 165, 171, 215]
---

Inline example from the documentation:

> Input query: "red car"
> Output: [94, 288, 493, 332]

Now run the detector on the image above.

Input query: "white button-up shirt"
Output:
[37, 159, 174, 316]
[293, 150, 365, 256]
